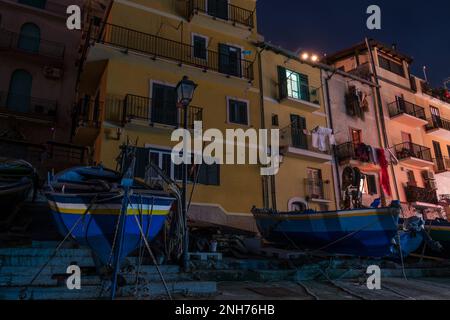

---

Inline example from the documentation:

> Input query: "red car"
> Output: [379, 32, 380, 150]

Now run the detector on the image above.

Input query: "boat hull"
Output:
[47, 192, 174, 265]
[425, 220, 450, 257]
[253, 207, 400, 257]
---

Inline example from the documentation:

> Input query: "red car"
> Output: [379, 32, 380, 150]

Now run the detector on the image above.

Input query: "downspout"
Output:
[365, 38, 400, 201]
[257, 47, 271, 209]
[322, 69, 342, 209]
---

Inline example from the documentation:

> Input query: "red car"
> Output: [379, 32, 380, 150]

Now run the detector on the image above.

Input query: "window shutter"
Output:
[277, 66, 287, 100]
[135, 147, 150, 179]
[208, 163, 220, 186]
[238, 101, 248, 124]
[218, 43, 229, 74]
[299, 73, 310, 101]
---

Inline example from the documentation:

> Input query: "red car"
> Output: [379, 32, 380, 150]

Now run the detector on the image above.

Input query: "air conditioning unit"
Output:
[43, 66, 63, 79]
[422, 170, 435, 180]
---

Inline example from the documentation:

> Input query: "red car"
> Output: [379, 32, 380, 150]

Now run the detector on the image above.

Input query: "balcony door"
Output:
[218, 44, 242, 78]
[208, 0, 228, 20]
[151, 83, 178, 127]
[433, 140, 445, 172]
[290, 114, 307, 149]
[306, 168, 323, 199]
[7, 69, 32, 113]
[431, 106, 442, 127]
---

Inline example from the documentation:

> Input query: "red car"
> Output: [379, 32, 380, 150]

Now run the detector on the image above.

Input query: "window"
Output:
[401, 132, 412, 143]
[18, 23, 41, 53]
[350, 128, 362, 145]
[151, 83, 178, 126]
[207, 0, 228, 20]
[378, 55, 405, 77]
[19, 0, 46, 9]
[218, 44, 242, 77]
[366, 175, 378, 195]
[145, 148, 220, 186]
[192, 34, 207, 60]
[271, 114, 279, 127]
[7, 69, 33, 113]
[228, 98, 248, 125]
[306, 168, 324, 199]
[406, 170, 416, 187]
[290, 114, 307, 149]
[277, 66, 310, 102]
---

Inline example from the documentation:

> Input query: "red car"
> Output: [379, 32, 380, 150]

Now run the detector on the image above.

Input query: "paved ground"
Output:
[208, 278, 450, 300]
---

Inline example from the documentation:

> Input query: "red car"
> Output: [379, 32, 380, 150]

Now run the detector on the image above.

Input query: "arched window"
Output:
[7, 70, 33, 113]
[288, 197, 308, 212]
[18, 0, 47, 10]
[18, 23, 40, 53]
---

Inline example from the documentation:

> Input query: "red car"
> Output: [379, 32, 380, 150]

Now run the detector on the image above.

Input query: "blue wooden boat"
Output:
[252, 205, 404, 258]
[45, 166, 175, 266]
[424, 219, 450, 257]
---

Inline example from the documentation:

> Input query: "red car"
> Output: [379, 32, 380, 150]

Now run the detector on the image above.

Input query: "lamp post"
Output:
[176, 75, 198, 270]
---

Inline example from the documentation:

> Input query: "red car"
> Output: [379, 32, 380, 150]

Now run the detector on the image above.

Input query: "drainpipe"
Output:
[365, 38, 400, 201]
[322, 69, 342, 209]
[257, 47, 270, 209]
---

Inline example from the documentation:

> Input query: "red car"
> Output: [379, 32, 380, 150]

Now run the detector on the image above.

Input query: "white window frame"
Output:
[226, 96, 250, 126]
[191, 33, 209, 61]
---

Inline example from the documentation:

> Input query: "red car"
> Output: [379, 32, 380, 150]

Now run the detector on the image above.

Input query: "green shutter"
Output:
[277, 66, 287, 100]
[299, 73, 310, 101]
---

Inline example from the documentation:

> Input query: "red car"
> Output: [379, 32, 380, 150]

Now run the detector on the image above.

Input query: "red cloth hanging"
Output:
[377, 148, 392, 197]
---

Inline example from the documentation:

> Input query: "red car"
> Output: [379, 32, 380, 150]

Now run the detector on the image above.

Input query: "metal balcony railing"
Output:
[404, 185, 438, 205]
[92, 23, 254, 80]
[17, 0, 67, 16]
[426, 116, 450, 132]
[283, 84, 321, 105]
[434, 157, 450, 173]
[0, 29, 65, 59]
[74, 97, 104, 128]
[0, 91, 58, 122]
[335, 141, 374, 163]
[104, 94, 203, 129]
[304, 178, 331, 201]
[280, 125, 331, 155]
[388, 99, 426, 120]
[46, 141, 89, 165]
[393, 142, 432, 163]
[187, 0, 255, 28]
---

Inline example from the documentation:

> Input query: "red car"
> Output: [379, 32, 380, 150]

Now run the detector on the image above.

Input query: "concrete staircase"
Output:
[0, 242, 217, 300]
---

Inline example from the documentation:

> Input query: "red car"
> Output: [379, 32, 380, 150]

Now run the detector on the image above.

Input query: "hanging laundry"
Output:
[377, 148, 392, 197]
[312, 127, 335, 152]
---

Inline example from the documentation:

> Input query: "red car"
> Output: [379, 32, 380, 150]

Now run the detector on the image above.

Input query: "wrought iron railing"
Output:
[0, 29, 65, 59]
[393, 142, 432, 163]
[283, 84, 321, 105]
[74, 97, 104, 128]
[46, 141, 89, 165]
[280, 125, 331, 155]
[304, 178, 331, 201]
[17, 0, 67, 16]
[187, 0, 255, 28]
[434, 157, 450, 173]
[0, 138, 46, 165]
[92, 23, 254, 80]
[404, 185, 438, 204]
[388, 99, 426, 120]
[335, 141, 375, 163]
[426, 116, 450, 132]
[0, 91, 58, 122]
[104, 94, 203, 129]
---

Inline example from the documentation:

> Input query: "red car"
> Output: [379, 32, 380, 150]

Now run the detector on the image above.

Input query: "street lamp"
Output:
[175, 75, 198, 270]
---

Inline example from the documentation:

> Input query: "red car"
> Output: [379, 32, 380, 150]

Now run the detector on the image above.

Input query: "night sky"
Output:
[257, 0, 450, 87]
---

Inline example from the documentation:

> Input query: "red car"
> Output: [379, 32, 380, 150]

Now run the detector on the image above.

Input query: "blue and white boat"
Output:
[45, 166, 175, 266]
[252, 205, 406, 258]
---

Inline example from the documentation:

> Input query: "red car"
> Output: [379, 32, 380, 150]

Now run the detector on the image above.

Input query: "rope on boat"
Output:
[127, 194, 173, 300]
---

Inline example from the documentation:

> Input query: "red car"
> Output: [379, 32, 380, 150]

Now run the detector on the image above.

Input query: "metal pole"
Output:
[182, 104, 189, 270]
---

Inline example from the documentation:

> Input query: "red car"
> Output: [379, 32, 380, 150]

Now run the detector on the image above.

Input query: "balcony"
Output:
[186, 0, 255, 29]
[72, 98, 104, 146]
[304, 178, 332, 203]
[16, 0, 67, 16]
[0, 29, 65, 64]
[0, 91, 57, 124]
[335, 142, 379, 171]
[434, 157, 450, 174]
[405, 185, 438, 205]
[279, 125, 332, 163]
[425, 116, 450, 140]
[387, 99, 427, 127]
[93, 23, 254, 80]
[279, 85, 322, 111]
[393, 142, 433, 168]
[104, 94, 203, 129]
